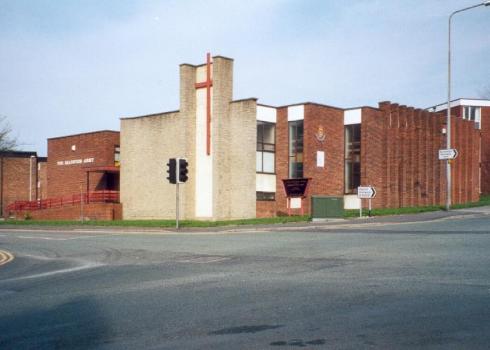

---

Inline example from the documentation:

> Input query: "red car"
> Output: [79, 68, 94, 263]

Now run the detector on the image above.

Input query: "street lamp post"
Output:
[446, 1, 490, 211]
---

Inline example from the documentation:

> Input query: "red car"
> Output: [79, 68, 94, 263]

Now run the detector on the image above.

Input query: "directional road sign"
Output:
[438, 148, 458, 160]
[357, 186, 376, 199]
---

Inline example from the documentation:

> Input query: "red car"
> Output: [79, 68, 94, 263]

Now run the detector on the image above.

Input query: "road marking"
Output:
[2, 261, 102, 282]
[0, 250, 14, 267]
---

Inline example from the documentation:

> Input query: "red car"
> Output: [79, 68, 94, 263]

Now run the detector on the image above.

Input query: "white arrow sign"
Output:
[357, 186, 376, 199]
[438, 148, 458, 160]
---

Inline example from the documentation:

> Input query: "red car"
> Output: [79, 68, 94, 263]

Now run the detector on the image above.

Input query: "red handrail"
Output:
[7, 191, 119, 212]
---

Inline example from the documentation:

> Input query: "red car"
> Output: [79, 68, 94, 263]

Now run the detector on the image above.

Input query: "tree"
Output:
[0, 116, 18, 152]
[480, 83, 490, 99]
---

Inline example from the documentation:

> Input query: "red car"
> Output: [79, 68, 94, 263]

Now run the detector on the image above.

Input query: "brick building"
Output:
[0, 151, 46, 217]
[428, 98, 490, 194]
[8, 131, 121, 220]
[121, 55, 481, 220]
[47, 130, 120, 198]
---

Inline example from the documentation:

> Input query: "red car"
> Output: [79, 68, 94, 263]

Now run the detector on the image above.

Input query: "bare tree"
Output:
[480, 83, 490, 99]
[0, 116, 18, 151]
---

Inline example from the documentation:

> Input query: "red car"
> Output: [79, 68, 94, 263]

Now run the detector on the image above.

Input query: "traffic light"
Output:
[166, 158, 177, 184]
[178, 158, 189, 183]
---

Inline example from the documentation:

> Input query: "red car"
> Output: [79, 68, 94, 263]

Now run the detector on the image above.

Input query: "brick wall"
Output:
[13, 202, 122, 221]
[271, 103, 344, 216]
[0, 153, 37, 217]
[480, 106, 490, 194]
[362, 102, 480, 209]
[47, 131, 120, 198]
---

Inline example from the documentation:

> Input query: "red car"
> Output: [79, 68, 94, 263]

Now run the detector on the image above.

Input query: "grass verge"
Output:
[344, 194, 490, 218]
[0, 215, 311, 228]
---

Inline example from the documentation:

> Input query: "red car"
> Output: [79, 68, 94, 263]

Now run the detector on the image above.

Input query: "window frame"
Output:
[256, 121, 276, 174]
[288, 120, 304, 179]
[344, 124, 361, 194]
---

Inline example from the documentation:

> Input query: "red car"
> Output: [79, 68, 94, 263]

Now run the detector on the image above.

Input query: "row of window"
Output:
[256, 121, 361, 199]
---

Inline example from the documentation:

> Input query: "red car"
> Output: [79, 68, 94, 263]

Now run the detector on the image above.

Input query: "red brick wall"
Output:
[47, 131, 120, 198]
[363, 102, 480, 209]
[0, 155, 37, 217]
[256, 200, 276, 218]
[480, 106, 490, 194]
[14, 203, 122, 221]
[268, 103, 344, 216]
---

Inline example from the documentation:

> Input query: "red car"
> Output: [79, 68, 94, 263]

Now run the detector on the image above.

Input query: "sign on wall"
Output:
[56, 158, 94, 166]
[438, 149, 458, 160]
[316, 151, 325, 167]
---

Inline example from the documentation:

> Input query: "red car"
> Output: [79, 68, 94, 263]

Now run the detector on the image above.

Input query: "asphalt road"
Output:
[1, 208, 490, 349]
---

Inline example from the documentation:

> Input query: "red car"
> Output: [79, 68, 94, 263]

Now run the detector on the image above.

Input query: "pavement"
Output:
[0, 206, 490, 349]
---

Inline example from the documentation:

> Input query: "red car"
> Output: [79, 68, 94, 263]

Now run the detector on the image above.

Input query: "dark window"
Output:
[256, 122, 275, 173]
[256, 191, 275, 201]
[289, 120, 304, 178]
[344, 124, 361, 193]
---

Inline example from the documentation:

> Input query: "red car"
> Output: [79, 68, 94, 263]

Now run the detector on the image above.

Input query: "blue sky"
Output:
[1, 0, 489, 155]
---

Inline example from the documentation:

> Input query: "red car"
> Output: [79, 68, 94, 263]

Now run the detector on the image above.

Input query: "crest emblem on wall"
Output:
[315, 126, 326, 142]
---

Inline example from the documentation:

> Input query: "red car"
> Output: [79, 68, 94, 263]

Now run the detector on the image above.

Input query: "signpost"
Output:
[282, 178, 310, 216]
[357, 186, 376, 217]
[438, 148, 458, 160]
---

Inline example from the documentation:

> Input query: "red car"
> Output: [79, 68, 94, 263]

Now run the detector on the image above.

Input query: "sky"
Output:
[1, 0, 489, 155]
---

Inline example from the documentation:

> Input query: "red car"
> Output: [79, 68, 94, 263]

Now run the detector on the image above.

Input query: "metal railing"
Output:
[7, 191, 119, 211]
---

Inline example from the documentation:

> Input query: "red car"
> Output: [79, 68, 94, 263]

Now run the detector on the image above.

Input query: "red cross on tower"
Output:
[194, 53, 213, 155]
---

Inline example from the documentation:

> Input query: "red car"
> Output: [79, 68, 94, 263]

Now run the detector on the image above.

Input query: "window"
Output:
[256, 191, 275, 201]
[463, 106, 481, 128]
[289, 120, 304, 178]
[344, 124, 361, 194]
[256, 122, 275, 173]
[114, 146, 120, 166]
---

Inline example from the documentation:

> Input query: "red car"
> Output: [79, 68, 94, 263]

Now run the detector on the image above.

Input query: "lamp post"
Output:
[446, 1, 490, 210]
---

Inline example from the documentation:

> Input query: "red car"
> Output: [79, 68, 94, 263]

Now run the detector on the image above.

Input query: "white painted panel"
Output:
[290, 197, 301, 208]
[344, 109, 362, 125]
[344, 195, 361, 209]
[431, 99, 490, 112]
[257, 106, 277, 123]
[460, 99, 490, 108]
[316, 151, 324, 167]
[288, 105, 304, 121]
[195, 87, 213, 218]
[256, 173, 276, 192]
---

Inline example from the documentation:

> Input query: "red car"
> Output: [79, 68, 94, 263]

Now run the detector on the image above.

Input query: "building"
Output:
[121, 55, 481, 220]
[0, 151, 46, 217]
[47, 130, 120, 197]
[8, 130, 121, 220]
[428, 98, 490, 194]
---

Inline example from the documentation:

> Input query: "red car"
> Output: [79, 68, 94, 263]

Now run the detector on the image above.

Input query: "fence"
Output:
[7, 191, 119, 212]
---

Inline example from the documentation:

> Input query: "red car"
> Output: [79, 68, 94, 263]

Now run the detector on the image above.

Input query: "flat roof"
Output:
[120, 110, 180, 121]
[427, 98, 490, 112]
[48, 130, 119, 141]
[0, 150, 37, 158]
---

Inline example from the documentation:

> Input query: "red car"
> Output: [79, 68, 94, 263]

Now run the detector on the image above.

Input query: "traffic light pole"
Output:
[176, 182, 180, 229]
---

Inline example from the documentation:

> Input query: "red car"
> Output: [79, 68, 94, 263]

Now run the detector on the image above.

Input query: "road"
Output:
[1, 208, 490, 349]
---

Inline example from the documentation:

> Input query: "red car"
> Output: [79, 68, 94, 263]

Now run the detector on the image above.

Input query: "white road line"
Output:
[2, 262, 102, 281]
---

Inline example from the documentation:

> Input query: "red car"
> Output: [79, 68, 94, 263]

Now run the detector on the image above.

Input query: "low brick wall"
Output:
[12, 203, 122, 221]
[256, 200, 277, 218]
